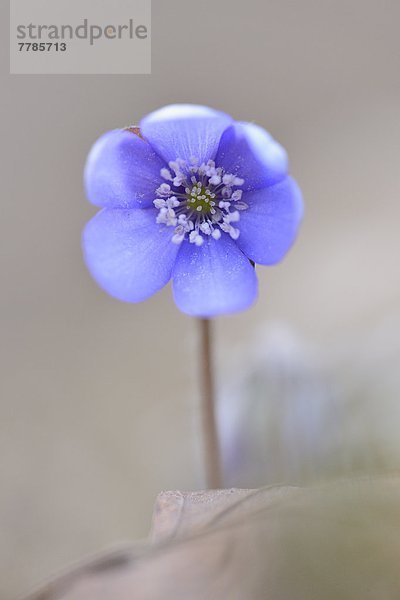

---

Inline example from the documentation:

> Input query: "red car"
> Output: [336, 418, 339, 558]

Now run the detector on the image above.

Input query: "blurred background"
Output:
[2, 0, 400, 597]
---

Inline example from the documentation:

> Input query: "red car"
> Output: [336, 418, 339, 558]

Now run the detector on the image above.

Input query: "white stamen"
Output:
[172, 225, 185, 244]
[168, 160, 180, 171]
[200, 222, 212, 235]
[166, 196, 180, 208]
[221, 187, 233, 199]
[172, 234, 184, 244]
[234, 201, 249, 211]
[161, 168, 173, 181]
[231, 190, 243, 201]
[173, 175, 185, 187]
[156, 183, 171, 196]
[189, 230, 204, 246]
[153, 198, 166, 209]
[219, 201, 231, 210]
[222, 173, 236, 186]
[225, 210, 240, 223]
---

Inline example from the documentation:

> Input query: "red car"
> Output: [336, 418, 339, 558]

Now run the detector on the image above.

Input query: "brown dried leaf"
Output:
[24, 478, 400, 600]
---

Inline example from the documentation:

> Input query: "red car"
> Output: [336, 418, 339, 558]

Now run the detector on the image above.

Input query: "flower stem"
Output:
[198, 318, 222, 489]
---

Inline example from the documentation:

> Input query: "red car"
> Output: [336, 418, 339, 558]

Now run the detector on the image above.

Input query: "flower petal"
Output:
[84, 129, 165, 209]
[82, 208, 179, 302]
[172, 236, 258, 317]
[236, 176, 303, 265]
[215, 122, 288, 191]
[140, 104, 233, 166]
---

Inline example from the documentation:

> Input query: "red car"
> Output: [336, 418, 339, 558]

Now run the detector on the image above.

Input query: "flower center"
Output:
[186, 184, 216, 215]
[153, 158, 248, 246]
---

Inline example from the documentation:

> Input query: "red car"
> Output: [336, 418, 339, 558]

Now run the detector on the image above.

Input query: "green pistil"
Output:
[186, 184, 215, 215]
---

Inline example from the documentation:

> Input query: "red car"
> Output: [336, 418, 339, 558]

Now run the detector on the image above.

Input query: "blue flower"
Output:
[83, 105, 303, 317]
